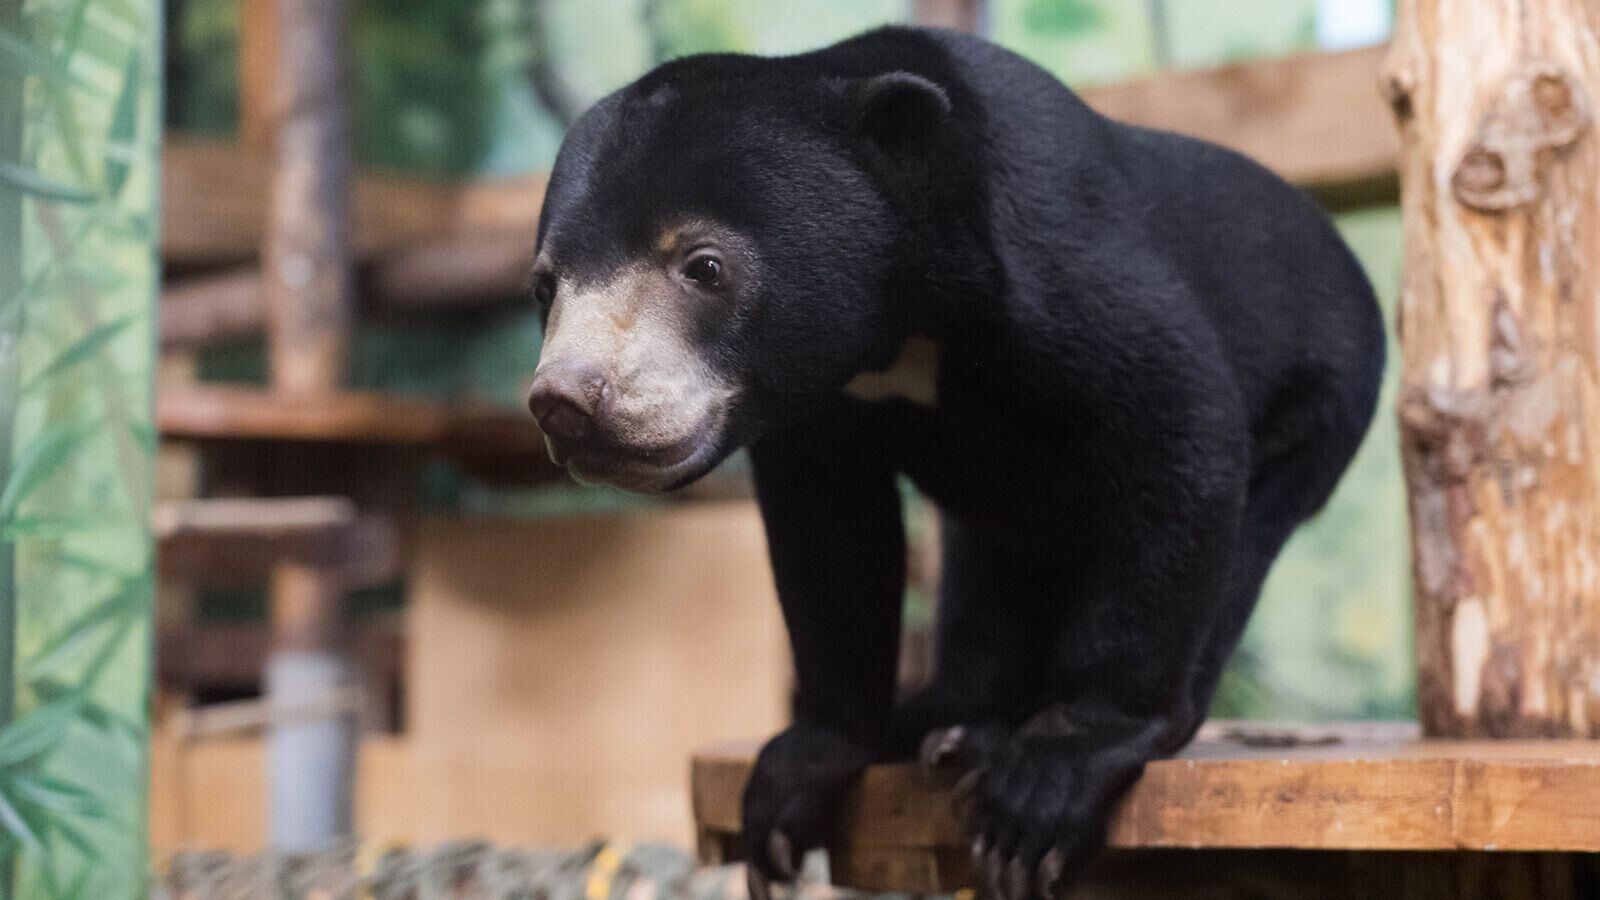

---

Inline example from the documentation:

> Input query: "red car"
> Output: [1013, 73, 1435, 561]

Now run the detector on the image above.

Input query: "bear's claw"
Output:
[767, 831, 797, 880]
[919, 725, 968, 773]
[746, 864, 772, 900]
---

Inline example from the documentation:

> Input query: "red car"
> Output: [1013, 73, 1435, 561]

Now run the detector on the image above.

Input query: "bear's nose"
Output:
[527, 363, 608, 445]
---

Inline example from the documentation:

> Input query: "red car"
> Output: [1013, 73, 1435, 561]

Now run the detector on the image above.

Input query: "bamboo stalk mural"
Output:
[0, 0, 160, 895]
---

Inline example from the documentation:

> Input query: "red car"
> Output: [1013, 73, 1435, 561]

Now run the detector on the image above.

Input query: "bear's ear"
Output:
[853, 72, 951, 153]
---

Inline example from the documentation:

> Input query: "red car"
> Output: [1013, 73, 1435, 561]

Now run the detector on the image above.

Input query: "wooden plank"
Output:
[1082, 44, 1398, 205]
[155, 496, 399, 587]
[159, 384, 542, 451]
[692, 727, 1600, 891]
[160, 136, 546, 266]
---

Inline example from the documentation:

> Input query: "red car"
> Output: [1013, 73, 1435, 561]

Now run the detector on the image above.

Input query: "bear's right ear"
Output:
[852, 72, 951, 154]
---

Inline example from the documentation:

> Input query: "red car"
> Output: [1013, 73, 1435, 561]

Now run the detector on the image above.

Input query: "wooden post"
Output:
[259, 0, 358, 849]
[263, 0, 353, 395]
[912, 0, 985, 34]
[1387, 1, 1600, 737]
[239, 0, 280, 152]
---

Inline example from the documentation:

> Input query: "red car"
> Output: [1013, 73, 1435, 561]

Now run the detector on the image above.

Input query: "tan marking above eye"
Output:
[654, 227, 685, 256]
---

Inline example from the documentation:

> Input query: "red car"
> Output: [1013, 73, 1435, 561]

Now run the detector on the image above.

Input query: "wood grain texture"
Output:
[1387, 0, 1600, 736]
[693, 730, 1600, 893]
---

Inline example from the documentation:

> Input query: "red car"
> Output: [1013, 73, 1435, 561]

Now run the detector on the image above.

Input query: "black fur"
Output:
[533, 26, 1385, 895]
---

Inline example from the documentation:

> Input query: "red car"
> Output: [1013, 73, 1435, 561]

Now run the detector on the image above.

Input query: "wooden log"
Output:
[692, 727, 1600, 894]
[1386, 1, 1600, 736]
[264, 0, 354, 394]
[159, 229, 535, 350]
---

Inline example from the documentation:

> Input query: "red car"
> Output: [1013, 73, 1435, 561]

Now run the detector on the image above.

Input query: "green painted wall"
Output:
[1, 0, 161, 894]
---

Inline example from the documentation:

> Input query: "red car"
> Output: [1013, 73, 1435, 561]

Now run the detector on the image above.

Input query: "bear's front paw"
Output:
[969, 734, 1150, 900]
[742, 724, 878, 899]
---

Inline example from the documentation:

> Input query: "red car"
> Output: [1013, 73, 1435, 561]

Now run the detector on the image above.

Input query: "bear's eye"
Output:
[683, 255, 722, 287]
[532, 275, 555, 309]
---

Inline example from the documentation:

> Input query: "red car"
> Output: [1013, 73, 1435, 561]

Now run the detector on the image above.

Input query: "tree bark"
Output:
[1387, 0, 1600, 736]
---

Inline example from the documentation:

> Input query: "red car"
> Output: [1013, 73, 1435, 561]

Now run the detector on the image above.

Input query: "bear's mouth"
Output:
[551, 433, 724, 494]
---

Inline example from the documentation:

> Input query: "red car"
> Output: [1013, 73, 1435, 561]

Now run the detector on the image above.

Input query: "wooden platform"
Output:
[692, 724, 1600, 893]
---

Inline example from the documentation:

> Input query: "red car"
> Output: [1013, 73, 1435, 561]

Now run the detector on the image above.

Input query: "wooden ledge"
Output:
[158, 384, 545, 452]
[692, 723, 1600, 893]
[157, 385, 562, 486]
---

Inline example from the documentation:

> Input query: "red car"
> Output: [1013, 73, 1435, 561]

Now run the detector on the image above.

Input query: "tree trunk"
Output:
[1387, 0, 1600, 737]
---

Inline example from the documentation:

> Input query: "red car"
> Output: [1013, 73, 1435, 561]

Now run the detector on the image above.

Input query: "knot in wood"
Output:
[1452, 62, 1591, 212]
[1400, 385, 1493, 482]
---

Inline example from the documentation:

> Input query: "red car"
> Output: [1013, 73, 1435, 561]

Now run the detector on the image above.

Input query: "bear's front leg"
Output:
[958, 464, 1245, 899]
[744, 402, 907, 897]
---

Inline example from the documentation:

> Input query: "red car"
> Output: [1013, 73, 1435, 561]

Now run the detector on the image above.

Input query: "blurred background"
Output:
[1, 0, 1404, 890]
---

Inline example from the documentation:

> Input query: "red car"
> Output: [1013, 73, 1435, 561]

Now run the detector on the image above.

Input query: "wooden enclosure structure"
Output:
[151, 0, 1600, 895]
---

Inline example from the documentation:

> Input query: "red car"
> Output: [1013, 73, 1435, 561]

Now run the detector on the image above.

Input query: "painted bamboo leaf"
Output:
[0, 697, 79, 769]
[0, 161, 97, 205]
[0, 419, 95, 524]
[104, 51, 140, 197]
[21, 315, 132, 393]
[2, 0, 157, 892]
[0, 790, 44, 857]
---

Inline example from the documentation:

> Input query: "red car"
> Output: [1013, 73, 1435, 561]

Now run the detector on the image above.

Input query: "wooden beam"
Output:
[693, 725, 1600, 893]
[161, 136, 547, 266]
[1082, 44, 1398, 206]
[155, 496, 399, 588]
[157, 385, 561, 488]
[159, 385, 540, 451]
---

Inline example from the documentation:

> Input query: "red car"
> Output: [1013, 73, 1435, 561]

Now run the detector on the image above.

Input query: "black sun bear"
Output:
[525, 25, 1385, 899]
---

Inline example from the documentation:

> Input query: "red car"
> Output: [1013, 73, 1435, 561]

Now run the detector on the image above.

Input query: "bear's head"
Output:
[526, 56, 953, 492]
